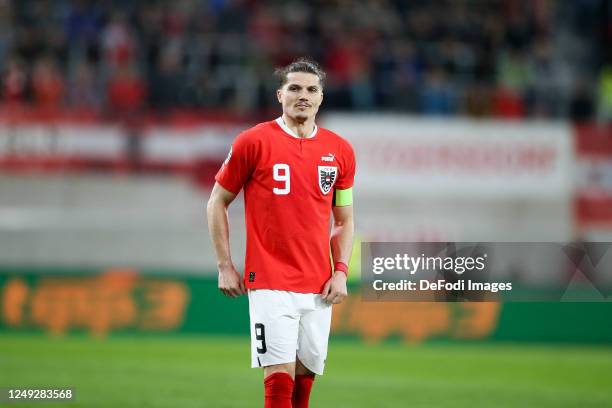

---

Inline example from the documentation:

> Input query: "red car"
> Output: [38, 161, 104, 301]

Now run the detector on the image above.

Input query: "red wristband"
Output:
[334, 261, 349, 276]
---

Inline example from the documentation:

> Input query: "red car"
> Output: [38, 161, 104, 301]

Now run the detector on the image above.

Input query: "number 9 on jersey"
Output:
[273, 163, 290, 195]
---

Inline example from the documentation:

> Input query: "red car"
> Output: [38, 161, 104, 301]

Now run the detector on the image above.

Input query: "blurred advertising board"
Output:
[0, 124, 124, 169]
[1, 269, 611, 344]
[322, 114, 573, 198]
[0, 119, 240, 173]
[574, 124, 612, 229]
[0, 114, 574, 198]
[321, 115, 574, 242]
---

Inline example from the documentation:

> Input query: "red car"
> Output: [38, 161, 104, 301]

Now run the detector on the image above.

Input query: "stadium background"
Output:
[0, 1, 611, 407]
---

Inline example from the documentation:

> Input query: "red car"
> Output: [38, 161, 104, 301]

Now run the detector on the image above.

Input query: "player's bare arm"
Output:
[322, 204, 354, 304]
[206, 182, 246, 298]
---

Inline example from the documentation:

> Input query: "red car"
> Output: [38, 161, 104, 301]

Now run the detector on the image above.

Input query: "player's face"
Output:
[277, 72, 323, 123]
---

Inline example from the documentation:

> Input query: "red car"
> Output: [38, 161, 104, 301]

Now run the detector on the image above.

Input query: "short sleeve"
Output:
[215, 132, 256, 194]
[334, 141, 356, 190]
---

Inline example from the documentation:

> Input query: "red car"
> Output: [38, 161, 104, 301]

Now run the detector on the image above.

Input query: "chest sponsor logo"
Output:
[318, 166, 337, 195]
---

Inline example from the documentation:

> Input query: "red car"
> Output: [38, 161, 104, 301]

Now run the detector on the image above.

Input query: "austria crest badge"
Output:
[318, 166, 337, 194]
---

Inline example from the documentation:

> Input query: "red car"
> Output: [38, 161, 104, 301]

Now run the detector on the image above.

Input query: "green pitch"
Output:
[0, 334, 611, 408]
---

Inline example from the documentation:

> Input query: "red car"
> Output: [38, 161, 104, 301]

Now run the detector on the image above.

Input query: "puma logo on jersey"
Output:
[321, 153, 335, 162]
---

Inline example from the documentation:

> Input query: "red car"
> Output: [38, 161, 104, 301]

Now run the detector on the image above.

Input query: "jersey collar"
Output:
[275, 117, 318, 139]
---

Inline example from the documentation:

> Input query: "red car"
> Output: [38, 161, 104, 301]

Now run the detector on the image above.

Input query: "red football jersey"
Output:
[215, 118, 356, 293]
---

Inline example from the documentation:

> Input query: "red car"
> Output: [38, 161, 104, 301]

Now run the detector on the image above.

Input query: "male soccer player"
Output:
[207, 58, 355, 408]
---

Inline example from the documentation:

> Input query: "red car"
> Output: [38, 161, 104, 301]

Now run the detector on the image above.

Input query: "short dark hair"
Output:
[274, 57, 326, 89]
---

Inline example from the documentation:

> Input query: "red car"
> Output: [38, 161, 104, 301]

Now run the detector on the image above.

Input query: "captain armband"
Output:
[332, 187, 353, 206]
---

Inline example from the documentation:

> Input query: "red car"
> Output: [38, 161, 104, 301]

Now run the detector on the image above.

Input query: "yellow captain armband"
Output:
[333, 187, 353, 206]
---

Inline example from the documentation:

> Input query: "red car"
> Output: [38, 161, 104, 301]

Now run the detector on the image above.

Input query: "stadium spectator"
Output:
[101, 12, 136, 70]
[31, 56, 64, 109]
[106, 64, 147, 114]
[597, 65, 612, 122]
[1, 57, 27, 106]
[492, 87, 525, 119]
[67, 61, 102, 110]
[149, 44, 186, 110]
[0, 2, 13, 68]
[420, 66, 457, 115]
[527, 38, 561, 117]
[464, 83, 493, 117]
[569, 80, 595, 123]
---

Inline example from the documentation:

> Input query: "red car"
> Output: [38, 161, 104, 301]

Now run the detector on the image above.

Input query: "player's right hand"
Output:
[218, 264, 246, 297]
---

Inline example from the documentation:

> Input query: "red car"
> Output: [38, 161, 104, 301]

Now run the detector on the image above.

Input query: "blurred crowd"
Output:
[0, 0, 611, 121]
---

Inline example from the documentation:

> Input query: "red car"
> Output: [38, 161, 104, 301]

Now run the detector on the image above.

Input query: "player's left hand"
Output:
[321, 272, 348, 304]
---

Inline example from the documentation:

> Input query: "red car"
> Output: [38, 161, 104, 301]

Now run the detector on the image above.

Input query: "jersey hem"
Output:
[245, 283, 326, 294]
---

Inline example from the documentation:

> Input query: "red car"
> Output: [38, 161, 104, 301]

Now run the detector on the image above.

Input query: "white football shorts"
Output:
[248, 289, 332, 375]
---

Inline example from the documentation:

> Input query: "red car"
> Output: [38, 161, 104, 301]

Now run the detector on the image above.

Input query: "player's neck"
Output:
[281, 114, 316, 139]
